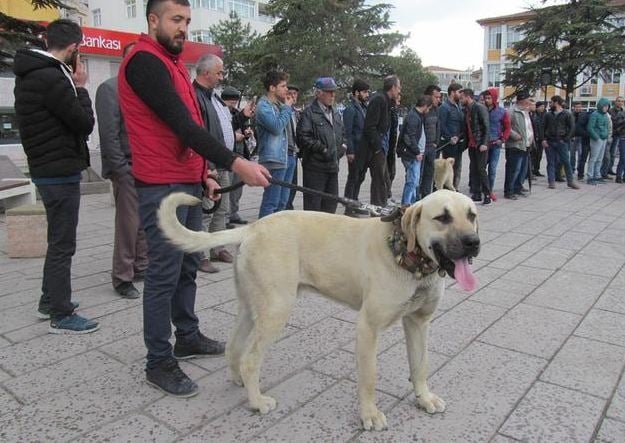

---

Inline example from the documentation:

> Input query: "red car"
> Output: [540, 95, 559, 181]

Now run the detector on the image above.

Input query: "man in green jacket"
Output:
[586, 98, 611, 185]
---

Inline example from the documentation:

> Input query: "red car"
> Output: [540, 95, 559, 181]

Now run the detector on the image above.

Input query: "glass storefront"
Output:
[0, 110, 20, 144]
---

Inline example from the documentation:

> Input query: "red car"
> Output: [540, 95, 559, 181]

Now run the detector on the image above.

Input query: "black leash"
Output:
[202, 177, 396, 217]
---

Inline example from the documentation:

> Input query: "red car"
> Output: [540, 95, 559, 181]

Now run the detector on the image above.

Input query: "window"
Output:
[0, 110, 20, 145]
[190, 30, 213, 43]
[489, 26, 502, 50]
[191, 0, 225, 10]
[92, 8, 101, 26]
[506, 25, 521, 48]
[125, 0, 137, 18]
[601, 69, 621, 84]
[487, 64, 501, 87]
[229, 0, 255, 18]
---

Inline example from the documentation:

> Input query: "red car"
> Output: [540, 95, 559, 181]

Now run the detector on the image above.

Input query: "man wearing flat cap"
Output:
[504, 91, 533, 199]
[297, 77, 346, 213]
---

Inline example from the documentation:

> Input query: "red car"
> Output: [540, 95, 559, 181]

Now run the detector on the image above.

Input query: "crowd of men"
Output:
[11, 0, 624, 399]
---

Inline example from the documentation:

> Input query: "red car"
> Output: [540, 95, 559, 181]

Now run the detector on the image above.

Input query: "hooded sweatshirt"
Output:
[486, 88, 511, 144]
[587, 98, 611, 141]
[13, 49, 95, 178]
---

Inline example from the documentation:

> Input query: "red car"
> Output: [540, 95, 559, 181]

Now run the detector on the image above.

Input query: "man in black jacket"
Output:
[462, 89, 492, 205]
[531, 101, 547, 176]
[572, 102, 591, 180]
[356, 75, 402, 207]
[13, 19, 99, 334]
[297, 77, 345, 213]
[420, 85, 442, 198]
[343, 79, 369, 213]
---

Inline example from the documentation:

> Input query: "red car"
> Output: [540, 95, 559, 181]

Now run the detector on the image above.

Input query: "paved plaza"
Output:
[1, 157, 625, 442]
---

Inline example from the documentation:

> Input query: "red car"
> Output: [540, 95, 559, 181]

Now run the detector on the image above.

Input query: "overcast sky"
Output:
[388, 0, 536, 70]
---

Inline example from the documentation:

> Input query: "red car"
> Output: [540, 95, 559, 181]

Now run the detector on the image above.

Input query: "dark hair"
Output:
[423, 84, 441, 96]
[447, 83, 463, 95]
[46, 19, 82, 50]
[416, 95, 433, 108]
[262, 70, 289, 91]
[572, 101, 582, 107]
[550, 95, 564, 105]
[383, 75, 400, 92]
[146, 0, 190, 19]
[351, 79, 370, 94]
[462, 88, 474, 98]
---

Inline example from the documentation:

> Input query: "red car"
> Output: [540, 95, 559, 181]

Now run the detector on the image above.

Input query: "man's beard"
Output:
[156, 29, 185, 55]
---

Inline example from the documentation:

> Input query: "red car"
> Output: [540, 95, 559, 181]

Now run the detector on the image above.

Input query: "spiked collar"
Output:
[384, 208, 446, 279]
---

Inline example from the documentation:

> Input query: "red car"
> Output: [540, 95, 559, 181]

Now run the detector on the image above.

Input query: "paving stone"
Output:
[0, 287, 40, 310]
[579, 240, 625, 260]
[74, 413, 178, 443]
[251, 379, 396, 442]
[522, 246, 576, 270]
[480, 303, 581, 359]
[470, 279, 534, 308]
[500, 265, 554, 286]
[524, 270, 609, 314]
[0, 366, 11, 383]
[607, 374, 625, 421]
[2, 321, 49, 343]
[357, 342, 545, 442]
[146, 367, 247, 433]
[3, 350, 124, 403]
[562, 253, 625, 279]
[576, 309, 625, 347]
[489, 249, 535, 270]
[0, 364, 163, 441]
[99, 332, 146, 364]
[428, 301, 506, 356]
[500, 382, 605, 442]
[516, 234, 557, 253]
[0, 386, 21, 418]
[595, 286, 625, 315]
[477, 243, 515, 262]
[490, 435, 518, 443]
[0, 336, 10, 349]
[180, 370, 336, 442]
[540, 336, 625, 398]
[195, 278, 237, 310]
[0, 302, 43, 334]
[486, 232, 533, 248]
[548, 230, 596, 252]
[596, 418, 625, 443]
[436, 287, 473, 311]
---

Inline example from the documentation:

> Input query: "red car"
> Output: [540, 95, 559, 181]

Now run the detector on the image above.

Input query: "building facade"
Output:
[477, 2, 625, 109]
[426, 65, 482, 94]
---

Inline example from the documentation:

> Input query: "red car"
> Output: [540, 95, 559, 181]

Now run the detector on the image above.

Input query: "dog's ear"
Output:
[401, 203, 422, 252]
[447, 157, 455, 166]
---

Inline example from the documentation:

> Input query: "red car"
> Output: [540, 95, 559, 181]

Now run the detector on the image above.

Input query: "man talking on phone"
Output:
[13, 19, 99, 334]
[119, 0, 270, 398]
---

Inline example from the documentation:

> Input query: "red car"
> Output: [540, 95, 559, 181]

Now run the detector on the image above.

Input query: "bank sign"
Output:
[79, 26, 222, 63]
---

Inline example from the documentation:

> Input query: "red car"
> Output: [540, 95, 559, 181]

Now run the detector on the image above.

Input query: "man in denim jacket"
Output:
[256, 70, 295, 218]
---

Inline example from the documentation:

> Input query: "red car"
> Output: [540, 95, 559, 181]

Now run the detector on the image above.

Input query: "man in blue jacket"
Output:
[438, 83, 465, 189]
[343, 79, 370, 213]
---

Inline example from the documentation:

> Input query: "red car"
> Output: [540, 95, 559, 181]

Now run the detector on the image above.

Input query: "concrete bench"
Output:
[0, 155, 36, 212]
[6, 203, 47, 258]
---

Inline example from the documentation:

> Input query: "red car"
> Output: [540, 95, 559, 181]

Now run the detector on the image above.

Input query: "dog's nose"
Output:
[462, 234, 480, 253]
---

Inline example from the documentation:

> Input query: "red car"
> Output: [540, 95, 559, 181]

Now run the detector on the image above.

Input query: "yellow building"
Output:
[477, 1, 625, 109]
[0, 0, 59, 21]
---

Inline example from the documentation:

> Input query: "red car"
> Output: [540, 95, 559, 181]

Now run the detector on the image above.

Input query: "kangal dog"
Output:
[157, 189, 480, 431]
[434, 157, 456, 192]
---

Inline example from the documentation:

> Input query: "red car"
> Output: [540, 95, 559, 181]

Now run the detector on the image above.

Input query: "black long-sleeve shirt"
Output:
[124, 51, 236, 169]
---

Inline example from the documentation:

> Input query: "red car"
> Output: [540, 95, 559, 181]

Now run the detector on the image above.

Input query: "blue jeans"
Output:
[616, 137, 625, 180]
[137, 183, 203, 369]
[259, 165, 290, 218]
[277, 155, 297, 211]
[487, 145, 501, 191]
[546, 140, 574, 183]
[588, 139, 607, 180]
[401, 158, 422, 205]
[37, 182, 81, 320]
[504, 148, 524, 195]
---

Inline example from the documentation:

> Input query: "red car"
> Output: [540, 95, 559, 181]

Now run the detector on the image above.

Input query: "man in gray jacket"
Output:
[96, 42, 146, 299]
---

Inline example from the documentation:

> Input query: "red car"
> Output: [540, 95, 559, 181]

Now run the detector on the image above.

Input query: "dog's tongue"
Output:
[453, 258, 478, 292]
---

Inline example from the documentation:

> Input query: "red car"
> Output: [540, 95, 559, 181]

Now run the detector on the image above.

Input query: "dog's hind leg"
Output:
[239, 296, 294, 414]
[356, 311, 387, 431]
[226, 296, 253, 387]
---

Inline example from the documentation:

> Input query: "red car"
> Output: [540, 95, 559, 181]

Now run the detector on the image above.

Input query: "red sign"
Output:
[79, 26, 222, 64]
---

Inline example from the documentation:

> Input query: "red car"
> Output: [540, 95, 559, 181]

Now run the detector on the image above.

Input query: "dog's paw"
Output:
[416, 392, 446, 414]
[230, 372, 244, 387]
[250, 395, 277, 414]
[361, 407, 388, 431]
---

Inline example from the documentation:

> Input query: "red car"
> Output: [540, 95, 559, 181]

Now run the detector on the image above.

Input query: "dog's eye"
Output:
[434, 213, 452, 224]
[467, 212, 477, 223]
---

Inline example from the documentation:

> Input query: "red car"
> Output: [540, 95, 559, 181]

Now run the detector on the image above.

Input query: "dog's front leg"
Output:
[356, 313, 387, 431]
[402, 312, 446, 414]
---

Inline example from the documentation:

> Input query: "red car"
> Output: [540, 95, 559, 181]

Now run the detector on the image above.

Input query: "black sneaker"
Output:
[483, 196, 492, 205]
[174, 332, 225, 360]
[471, 194, 482, 202]
[37, 301, 79, 320]
[504, 194, 518, 200]
[145, 358, 199, 398]
[114, 282, 140, 299]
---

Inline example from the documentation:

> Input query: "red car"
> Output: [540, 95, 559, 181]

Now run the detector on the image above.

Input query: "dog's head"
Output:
[400, 190, 479, 291]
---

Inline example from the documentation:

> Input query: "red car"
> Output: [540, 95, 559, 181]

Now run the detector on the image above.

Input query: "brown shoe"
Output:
[567, 181, 580, 190]
[548, 182, 556, 189]
[198, 259, 219, 273]
[210, 249, 234, 263]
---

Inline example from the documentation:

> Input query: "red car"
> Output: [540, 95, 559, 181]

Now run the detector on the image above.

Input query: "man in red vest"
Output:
[119, 0, 270, 398]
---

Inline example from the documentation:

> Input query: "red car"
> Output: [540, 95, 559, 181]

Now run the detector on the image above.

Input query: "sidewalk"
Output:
[0, 158, 624, 442]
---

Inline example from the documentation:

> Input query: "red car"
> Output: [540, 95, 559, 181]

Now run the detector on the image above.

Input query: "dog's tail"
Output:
[157, 192, 247, 253]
